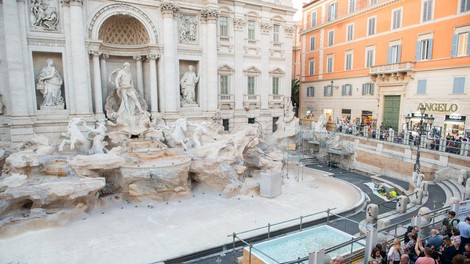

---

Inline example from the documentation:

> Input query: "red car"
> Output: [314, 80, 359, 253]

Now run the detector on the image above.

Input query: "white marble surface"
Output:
[0, 168, 362, 264]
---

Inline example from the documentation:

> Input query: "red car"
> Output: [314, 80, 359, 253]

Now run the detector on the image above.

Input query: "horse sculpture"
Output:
[171, 118, 191, 150]
[59, 118, 91, 152]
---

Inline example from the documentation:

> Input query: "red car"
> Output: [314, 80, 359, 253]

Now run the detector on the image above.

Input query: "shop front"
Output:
[444, 114, 466, 138]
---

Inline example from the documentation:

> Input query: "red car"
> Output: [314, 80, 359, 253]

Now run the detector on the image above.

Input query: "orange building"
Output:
[299, 0, 470, 137]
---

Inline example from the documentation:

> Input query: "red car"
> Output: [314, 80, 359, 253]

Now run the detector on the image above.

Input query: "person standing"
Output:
[457, 217, 470, 254]
[440, 237, 458, 264]
[388, 238, 403, 264]
[416, 248, 437, 264]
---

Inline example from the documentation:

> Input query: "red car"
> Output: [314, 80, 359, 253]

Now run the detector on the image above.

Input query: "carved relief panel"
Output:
[179, 14, 198, 44]
[30, 0, 60, 31]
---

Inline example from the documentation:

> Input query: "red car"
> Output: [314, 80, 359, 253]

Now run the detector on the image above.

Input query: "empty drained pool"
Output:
[242, 225, 364, 264]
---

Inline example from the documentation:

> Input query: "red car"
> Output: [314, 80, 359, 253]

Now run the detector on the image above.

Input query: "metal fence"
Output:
[298, 123, 470, 157]
[232, 198, 470, 264]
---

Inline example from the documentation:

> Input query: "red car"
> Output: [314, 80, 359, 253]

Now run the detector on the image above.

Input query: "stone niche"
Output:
[32, 51, 65, 111]
[179, 60, 200, 107]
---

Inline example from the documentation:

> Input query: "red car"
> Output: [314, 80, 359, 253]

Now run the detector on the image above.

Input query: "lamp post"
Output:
[414, 106, 435, 174]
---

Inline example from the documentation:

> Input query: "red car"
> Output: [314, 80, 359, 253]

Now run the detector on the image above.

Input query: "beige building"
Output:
[298, 0, 470, 138]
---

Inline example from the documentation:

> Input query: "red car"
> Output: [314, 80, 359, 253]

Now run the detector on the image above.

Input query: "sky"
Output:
[292, 0, 307, 21]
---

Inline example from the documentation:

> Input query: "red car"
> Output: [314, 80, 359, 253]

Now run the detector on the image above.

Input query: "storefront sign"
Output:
[445, 115, 466, 122]
[418, 102, 458, 113]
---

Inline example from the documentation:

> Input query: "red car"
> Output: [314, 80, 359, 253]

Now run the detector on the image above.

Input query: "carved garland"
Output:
[233, 18, 246, 31]
[260, 22, 271, 34]
[88, 3, 158, 42]
[60, 0, 83, 5]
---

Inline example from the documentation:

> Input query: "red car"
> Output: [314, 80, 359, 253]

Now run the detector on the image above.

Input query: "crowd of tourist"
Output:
[367, 211, 470, 264]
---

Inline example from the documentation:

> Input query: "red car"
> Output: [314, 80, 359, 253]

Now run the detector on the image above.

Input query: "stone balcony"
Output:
[369, 62, 415, 82]
[218, 94, 234, 110]
[243, 94, 260, 110]
[268, 94, 284, 109]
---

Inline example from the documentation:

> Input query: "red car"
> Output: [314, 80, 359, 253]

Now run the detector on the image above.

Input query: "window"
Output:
[460, 0, 470, 12]
[367, 17, 376, 36]
[310, 36, 315, 51]
[328, 3, 337, 21]
[273, 24, 280, 43]
[248, 118, 255, 124]
[451, 31, 470, 57]
[416, 38, 433, 61]
[392, 8, 402, 30]
[422, 0, 433, 22]
[328, 30, 334, 46]
[248, 21, 256, 40]
[345, 51, 353, 71]
[307, 86, 314, 97]
[247, 76, 255, 94]
[309, 59, 315, 75]
[349, 0, 356, 13]
[342, 84, 352, 96]
[311, 11, 317, 27]
[388, 43, 401, 64]
[273, 117, 279, 132]
[272, 77, 280, 95]
[324, 85, 333, 97]
[220, 75, 229, 95]
[346, 24, 354, 42]
[453, 77, 465, 94]
[365, 47, 375, 67]
[362, 83, 375, 95]
[219, 16, 228, 38]
[417, 79, 427, 94]
[327, 55, 334, 73]
[223, 119, 229, 131]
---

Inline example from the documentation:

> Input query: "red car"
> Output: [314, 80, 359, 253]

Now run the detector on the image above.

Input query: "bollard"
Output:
[417, 173, 425, 188]
[396, 195, 408, 213]
[422, 182, 429, 196]
[365, 228, 378, 264]
[459, 169, 468, 186]
[414, 188, 423, 205]
[366, 204, 378, 224]
[450, 197, 460, 213]
[377, 219, 390, 230]
[308, 249, 326, 264]
[466, 178, 470, 200]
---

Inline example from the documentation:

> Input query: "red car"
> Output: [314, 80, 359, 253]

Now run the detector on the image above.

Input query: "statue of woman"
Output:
[180, 65, 199, 106]
[36, 59, 63, 107]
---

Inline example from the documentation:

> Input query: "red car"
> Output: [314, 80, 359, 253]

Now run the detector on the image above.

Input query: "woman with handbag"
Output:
[388, 238, 404, 264]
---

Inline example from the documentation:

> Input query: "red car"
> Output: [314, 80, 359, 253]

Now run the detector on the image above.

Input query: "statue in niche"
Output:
[180, 65, 199, 106]
[36, 58, 64, 108]
[30, 0, 59, 30]
[106, 62, 147, 119]
[179, 15, 198, 43]
[105, 62, 149, 136]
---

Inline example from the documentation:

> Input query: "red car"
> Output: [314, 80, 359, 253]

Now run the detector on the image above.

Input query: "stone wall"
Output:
[341, 135, 470, 181]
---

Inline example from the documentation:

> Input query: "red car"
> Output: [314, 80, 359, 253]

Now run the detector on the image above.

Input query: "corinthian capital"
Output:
[160, 2, 180, 17]
[200, 8, 219, 22]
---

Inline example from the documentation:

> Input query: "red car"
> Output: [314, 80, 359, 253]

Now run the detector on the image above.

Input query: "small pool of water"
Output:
[246, 225, 364, 264]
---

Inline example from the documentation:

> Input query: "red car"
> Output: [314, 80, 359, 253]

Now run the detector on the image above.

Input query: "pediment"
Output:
[218, 64, 235, 74]
[244, 66, 261, 75]
[269, 68, 285, 76]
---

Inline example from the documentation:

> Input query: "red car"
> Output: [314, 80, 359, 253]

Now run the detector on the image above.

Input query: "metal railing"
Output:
[304, 123, 470, 157]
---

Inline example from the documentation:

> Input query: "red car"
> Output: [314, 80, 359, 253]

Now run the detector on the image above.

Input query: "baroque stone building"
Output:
[0, 0, 295, 145]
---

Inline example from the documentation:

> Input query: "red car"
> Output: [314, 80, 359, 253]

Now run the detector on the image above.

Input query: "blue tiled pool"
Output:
[245, 225, 364, 264]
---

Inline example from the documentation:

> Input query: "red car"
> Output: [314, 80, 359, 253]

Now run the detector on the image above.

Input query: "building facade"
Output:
[0, 0, 295, 145]
[299, 0, 470, 138]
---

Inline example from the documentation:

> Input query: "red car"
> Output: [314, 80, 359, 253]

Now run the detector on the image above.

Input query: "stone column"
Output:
[100, 54, 109, 103]
[90, 50, 104, 117]
[66, 0, 92, 115]
[233, 17, 246, 111]
[147, 54, 159, 114]
[3, 0, 34, 141]
[133, 55, 144, 97]
[201, 8, 219, 111]
[160, 2, 179, 112]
